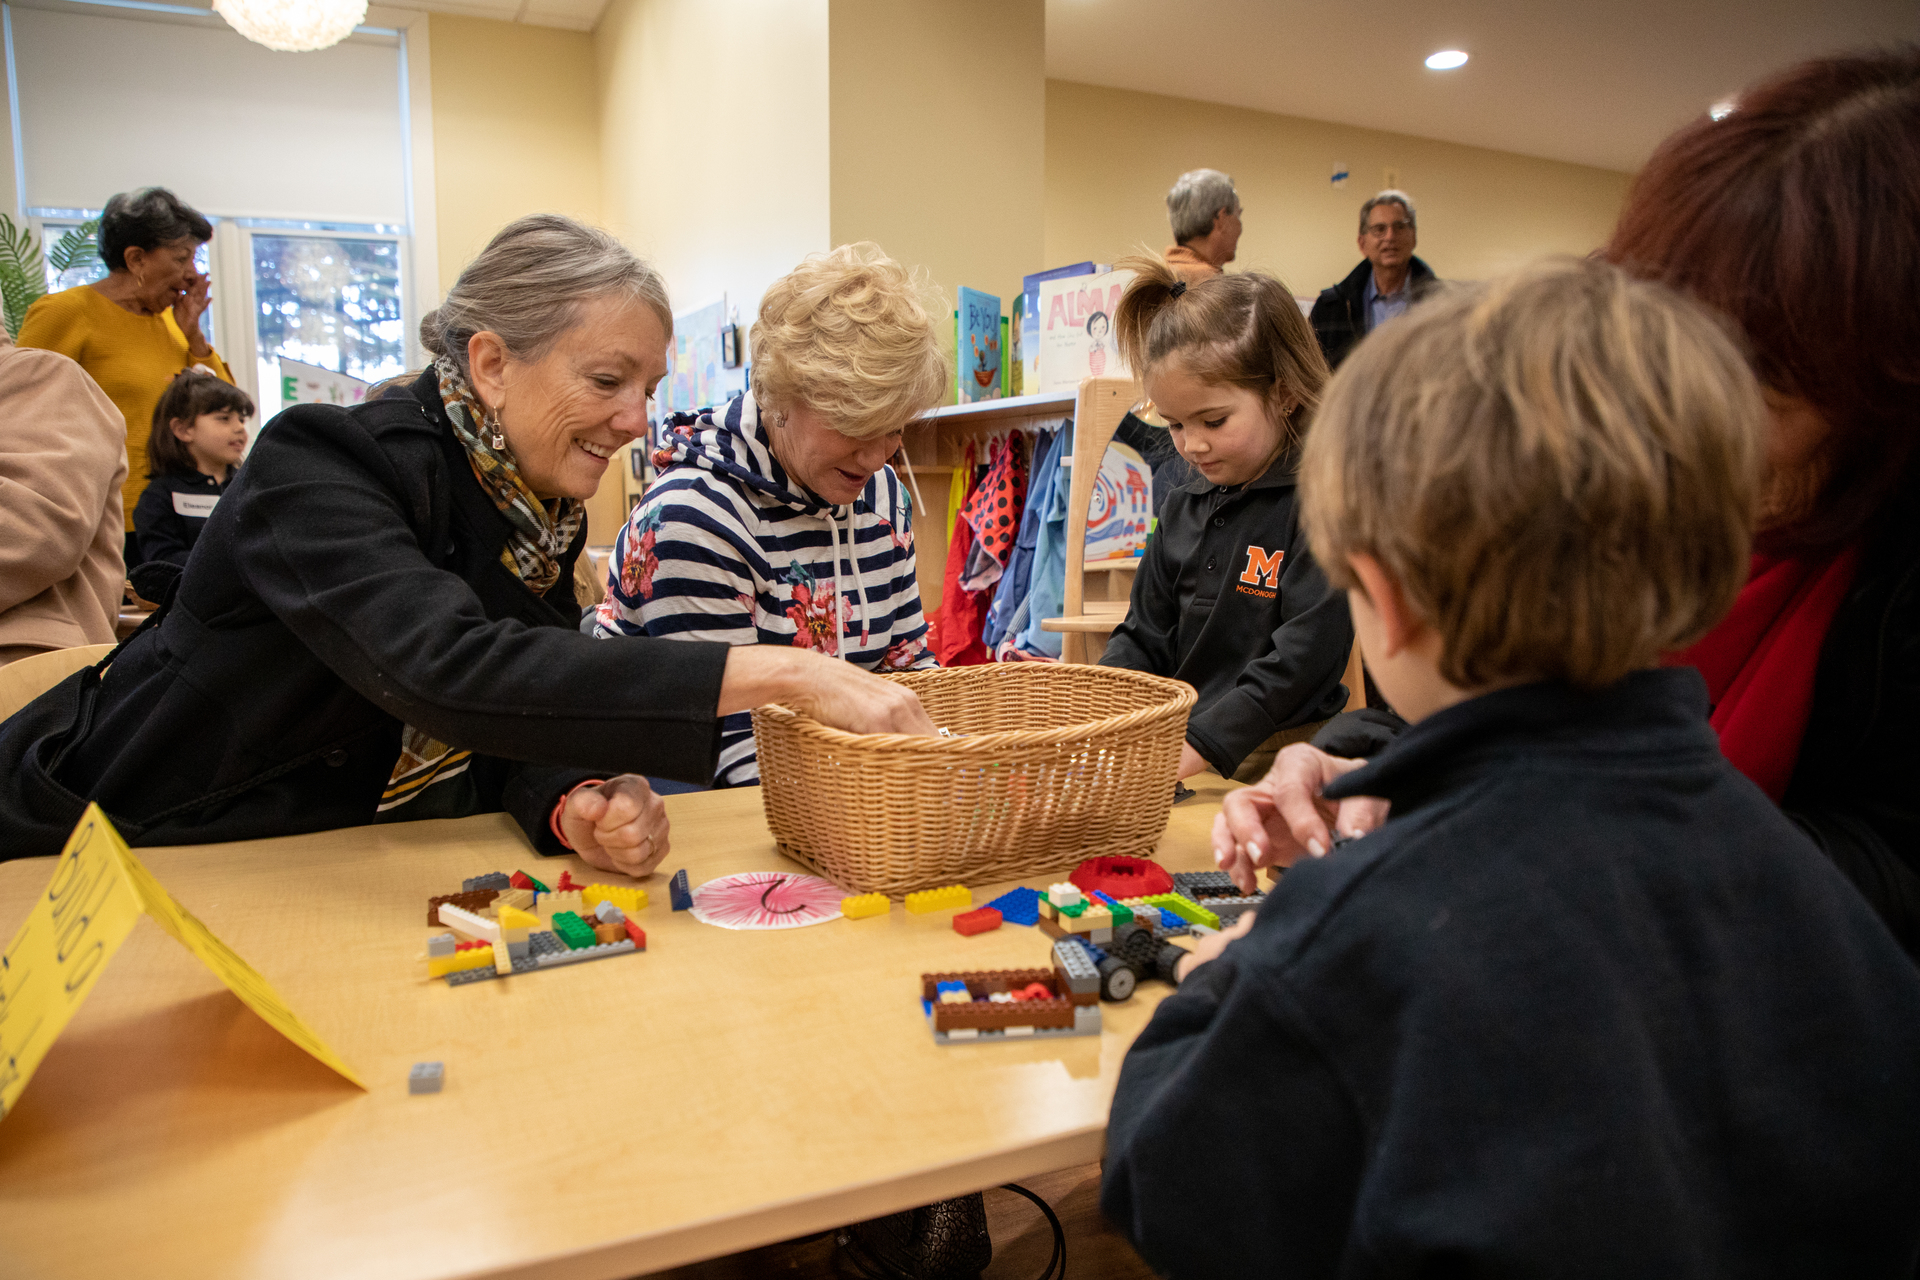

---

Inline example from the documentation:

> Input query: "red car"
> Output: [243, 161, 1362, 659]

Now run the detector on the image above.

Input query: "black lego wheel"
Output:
[1099, 957, 1137, 1001]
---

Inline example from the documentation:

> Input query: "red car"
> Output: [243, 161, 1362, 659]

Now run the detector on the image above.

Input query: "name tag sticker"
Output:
[0, 806, 365, 1120]
[172, 493, 218, 518]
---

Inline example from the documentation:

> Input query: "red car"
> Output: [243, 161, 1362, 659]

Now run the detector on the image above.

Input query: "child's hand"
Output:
[1213, 744, 1387, 892]
[562, 774, 670, 877]
[1174, 910, 1256, 982]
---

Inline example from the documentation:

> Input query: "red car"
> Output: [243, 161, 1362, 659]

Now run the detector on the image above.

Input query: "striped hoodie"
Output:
[593, 391, 935, 786]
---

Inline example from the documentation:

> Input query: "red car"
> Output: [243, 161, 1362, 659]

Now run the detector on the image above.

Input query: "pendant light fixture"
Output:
[212, 0, 368, 52]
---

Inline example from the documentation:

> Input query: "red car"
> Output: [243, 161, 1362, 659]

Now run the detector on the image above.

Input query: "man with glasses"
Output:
[1310, 189, 1439, 368]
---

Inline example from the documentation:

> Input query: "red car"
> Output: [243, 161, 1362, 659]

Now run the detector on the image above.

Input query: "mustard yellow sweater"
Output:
[18, 285, 234, 528]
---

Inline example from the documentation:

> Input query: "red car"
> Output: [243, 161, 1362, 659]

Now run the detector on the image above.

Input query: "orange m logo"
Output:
[1240, 545, 1285, 589]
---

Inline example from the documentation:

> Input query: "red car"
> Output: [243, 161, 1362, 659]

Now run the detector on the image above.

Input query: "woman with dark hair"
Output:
[1600, 48, 1920, 957]
[18, 187, 236, 539]
[1213, 48, 1920, 963]
[131, 370, 256, 571]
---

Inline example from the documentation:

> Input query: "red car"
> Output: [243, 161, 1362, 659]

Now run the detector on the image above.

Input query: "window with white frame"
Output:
[6, 0, 423, 421]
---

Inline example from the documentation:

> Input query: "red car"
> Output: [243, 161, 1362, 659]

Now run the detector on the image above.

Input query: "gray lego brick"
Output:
[1171, 870, 1238, 899]
[408, 1062, 444, 1093]
[445, 964, 501, 986]
[932, 1018, 1101, 1046]
[535, 938, 636, 968]
[1052, 938, 1100, 995]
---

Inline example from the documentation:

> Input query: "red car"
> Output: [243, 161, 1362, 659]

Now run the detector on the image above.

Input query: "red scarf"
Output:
[1668, 546, 1862, 801]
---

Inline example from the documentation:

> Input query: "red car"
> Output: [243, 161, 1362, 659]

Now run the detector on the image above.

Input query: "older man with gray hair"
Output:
[1164, 168, 1242, 279]
[1309, 188, 1439, 368]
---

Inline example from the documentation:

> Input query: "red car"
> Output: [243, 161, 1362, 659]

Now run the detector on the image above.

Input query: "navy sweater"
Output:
[1103, 669, 1920, 1278]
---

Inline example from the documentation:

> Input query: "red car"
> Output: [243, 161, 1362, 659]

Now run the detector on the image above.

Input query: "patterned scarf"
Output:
[376, 359, 586, 820]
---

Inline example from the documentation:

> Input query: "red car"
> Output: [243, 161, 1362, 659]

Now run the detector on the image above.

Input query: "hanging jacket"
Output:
[595, 391, 934, 787]
[1101, 450, 1353, 776]
[985, 423, 1066, 649]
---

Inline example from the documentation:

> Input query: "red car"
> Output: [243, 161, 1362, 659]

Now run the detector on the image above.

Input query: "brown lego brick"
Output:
[427, 889, 497, 926]
[932, 998, 1076, 1033]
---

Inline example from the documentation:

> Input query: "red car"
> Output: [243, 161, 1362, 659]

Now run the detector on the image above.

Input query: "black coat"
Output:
[1103, 669, 1920, 1278]
[0, 369, 728, 859]
[1309, 256, 1439, 369]
[1099, 453, 1353, 776]
[1315, 484, 1920, 962]
[131, 468, 231, 568]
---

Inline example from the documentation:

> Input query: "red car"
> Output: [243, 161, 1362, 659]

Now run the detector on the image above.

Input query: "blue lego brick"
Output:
[463, 871, 512, 893]
[669, 869, 692, 912]
[1066, 933, 1109, 965]
[983, 885, 1043, 927]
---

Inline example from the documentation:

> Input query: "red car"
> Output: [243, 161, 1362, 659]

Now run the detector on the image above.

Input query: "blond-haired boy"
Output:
[1102, 258, 1920, 1276]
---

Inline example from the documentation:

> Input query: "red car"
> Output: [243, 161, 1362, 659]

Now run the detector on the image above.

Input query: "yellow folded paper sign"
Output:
[0, 804, 364, 1119]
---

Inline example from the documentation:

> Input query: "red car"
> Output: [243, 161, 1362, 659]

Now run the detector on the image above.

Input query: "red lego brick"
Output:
[952, 907, 1003, 937]
[1070, 855, 1174, 902]
[556, 871, 582, 892]
[510, 871, 535, 891]
[623, 918, 647, 950]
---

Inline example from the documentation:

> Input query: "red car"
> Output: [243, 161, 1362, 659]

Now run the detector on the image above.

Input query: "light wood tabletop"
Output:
[0, 775, 1236, 1280]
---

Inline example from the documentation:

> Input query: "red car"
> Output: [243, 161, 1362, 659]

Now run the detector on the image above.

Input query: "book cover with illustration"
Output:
[1021, 262, 1094, 391]
[957, 286, 1002, 403]
[1035, 268, 1136, 396]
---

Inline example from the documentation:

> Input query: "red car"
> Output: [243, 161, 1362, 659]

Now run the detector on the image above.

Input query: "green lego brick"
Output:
[1056, 900, 1086, 918]
[1103, 898, 1134, 925]
[1142, 893, 1219, 931]
[551, 911, 596, 950]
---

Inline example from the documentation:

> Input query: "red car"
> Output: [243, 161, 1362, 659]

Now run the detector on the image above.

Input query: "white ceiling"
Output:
[1044, 0, 1920, 173]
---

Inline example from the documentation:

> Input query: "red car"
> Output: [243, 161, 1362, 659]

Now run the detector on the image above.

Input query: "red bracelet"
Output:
[549, 779, 607, 850]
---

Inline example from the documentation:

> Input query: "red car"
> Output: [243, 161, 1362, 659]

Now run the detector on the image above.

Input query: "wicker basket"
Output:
[751, 664, 1196, 897]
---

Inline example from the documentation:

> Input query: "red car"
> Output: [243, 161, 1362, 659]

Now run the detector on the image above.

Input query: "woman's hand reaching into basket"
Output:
[719, 647, 938, 736]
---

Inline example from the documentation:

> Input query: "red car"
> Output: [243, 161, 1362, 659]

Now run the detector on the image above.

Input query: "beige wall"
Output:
[596, 0, 831, 326]
[1045, 80, 1632, 297]
[429, 14, 604, 294]
[828, 0, 1045, 357]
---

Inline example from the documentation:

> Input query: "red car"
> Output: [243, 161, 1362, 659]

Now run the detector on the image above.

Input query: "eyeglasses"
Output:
[1364, 220, 1414, 238]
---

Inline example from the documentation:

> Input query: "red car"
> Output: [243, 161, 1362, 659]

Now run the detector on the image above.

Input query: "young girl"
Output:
[131, 369, 254, 567]
[1098, 256, 1355, 782]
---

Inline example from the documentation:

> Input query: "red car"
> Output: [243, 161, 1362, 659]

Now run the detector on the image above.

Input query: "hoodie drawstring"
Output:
[826, 507, 872, 656]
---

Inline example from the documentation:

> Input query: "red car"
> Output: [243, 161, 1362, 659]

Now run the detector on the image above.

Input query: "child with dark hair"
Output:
[131, 369, 254, 568]
[1103, 258, 1920, 1277]
[1098, 254, 1355, 782]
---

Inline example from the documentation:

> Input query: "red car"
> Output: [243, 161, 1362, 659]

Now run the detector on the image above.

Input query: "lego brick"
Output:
[526, 930, 565, 960]
[983, 886, 1043, 927]
[494, 887, 534, 912]
[933, 997, 1075, 1033]
[408, 1062, 444, 1094]
[593, 900, 625, 925]
[669, 869, 692, 911]
[1172, 870, 1239, 901]
[1057, 900, 1087, 918]
[551, 911, 596, 950]
[535, 937, 636, 968]
[446, 964, 501, 986]
[1118, 900, 1163, 930]
[1046, 882, 1084, 908]
[1152, 923, 1191, 940]
[1092, 891, 1134, 925]
[623, 918, 647, 950]
[1051, 938, 1101, 998]
[935, 980, 971, 1004]
[426, 932, 456, 958]
[509, 870, 550, 893]
[904, 884, 971, 914]
[427, 942, 496, 978]
[542, 890, 585, 919]
[1141, 893, 1220, 931]
[1071, 855, 1174, 901]
[1064, 906, 1112, 934]
[952, 907, 1002, 937]
[506, 938, 530, 961]
[462, 872, 511, 893]
[930, 1004, 1101, 1046]
[555, 871, 582, 892]
[583, 883, 647, 916]
[841, 892, 889, 920]
[437, 903, 502, 944]
[1206, 895, 1264, 926]
[426, 889, 498, 927]
[496, 903, 541, 931]
[593, 922, 625, 945]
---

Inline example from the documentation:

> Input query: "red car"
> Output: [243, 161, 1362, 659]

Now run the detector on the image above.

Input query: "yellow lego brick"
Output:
[1065, 906, 1112, 933]
[497, 903, 541, 931]
[428, 944, 495, 978]
[841, 893, 889, 920]
[904, 884, 972, 914]
[582, 884, 648, 915]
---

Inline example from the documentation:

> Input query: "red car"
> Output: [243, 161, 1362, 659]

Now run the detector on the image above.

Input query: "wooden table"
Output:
[0, 776, 1234, 1280]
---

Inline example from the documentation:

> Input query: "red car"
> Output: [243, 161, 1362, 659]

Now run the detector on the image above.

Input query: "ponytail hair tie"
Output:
[1169, 280, 1188, 298]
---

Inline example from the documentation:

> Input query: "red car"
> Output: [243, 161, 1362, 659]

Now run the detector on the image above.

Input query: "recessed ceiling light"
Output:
[1709, 99, 1736, 120]
[1425, 50, 1469, 70]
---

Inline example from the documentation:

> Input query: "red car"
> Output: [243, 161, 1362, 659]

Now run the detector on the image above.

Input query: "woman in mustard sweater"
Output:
[18, 187, 235, 540]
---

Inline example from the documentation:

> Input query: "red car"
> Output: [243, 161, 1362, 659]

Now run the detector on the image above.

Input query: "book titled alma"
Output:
[1035, 268, 1136, 396]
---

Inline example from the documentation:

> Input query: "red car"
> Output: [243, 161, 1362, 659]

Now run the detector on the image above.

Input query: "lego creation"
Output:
[687, 872, 845, 930]
[842, 892, 890, 920]
[1070, 855, 1174, 902]
[952, 907, 1002, 936]
[1169, 871, 1266, 925]
[920, 940, 1103, 1045]
[1063, 926, 1187, 1001]
[422, 870, 648, 987]
[409, 1062, 444, 1094]
[904, 884, 972, 914]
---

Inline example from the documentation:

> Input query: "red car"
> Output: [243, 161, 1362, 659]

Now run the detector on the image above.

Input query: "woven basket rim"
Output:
[755, 664, 1196, 754]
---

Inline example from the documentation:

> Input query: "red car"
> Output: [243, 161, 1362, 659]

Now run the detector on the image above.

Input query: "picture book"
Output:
[1008, 295, 1025, 396]
[1021, 262, 1094, 391]
[1035, 268, 1136, 396]
[957, 286, 1002, 403]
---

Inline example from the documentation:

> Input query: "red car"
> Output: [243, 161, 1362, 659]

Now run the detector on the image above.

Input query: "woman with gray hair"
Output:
[0, 214, 933, 870]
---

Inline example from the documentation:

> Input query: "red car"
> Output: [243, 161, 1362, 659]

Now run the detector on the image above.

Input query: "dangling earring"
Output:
[484, 407, 506, 451]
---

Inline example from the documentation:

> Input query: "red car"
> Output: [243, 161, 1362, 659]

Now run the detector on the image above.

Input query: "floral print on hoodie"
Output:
[595, 391, 934, 786]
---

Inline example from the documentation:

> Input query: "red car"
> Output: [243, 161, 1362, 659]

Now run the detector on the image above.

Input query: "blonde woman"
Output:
[595, 243, 949, 787]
